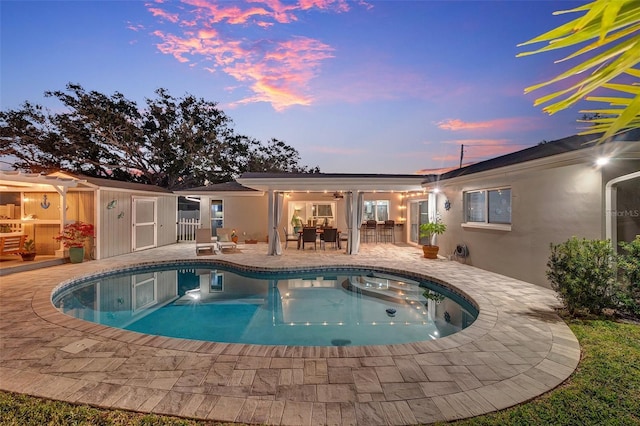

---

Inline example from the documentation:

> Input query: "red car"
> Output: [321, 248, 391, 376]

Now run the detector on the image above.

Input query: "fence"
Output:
[177, 218, 200, 242]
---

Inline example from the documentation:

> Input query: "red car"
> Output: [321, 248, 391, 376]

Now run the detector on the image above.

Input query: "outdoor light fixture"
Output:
[596, 157, 610, 166]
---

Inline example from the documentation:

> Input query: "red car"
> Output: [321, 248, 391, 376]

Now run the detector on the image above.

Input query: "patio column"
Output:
[54, 185, 69, 257]
[345, 191, 363, 255]
[267, 190, 283, 255]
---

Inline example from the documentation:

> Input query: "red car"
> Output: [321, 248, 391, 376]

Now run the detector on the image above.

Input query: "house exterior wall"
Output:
[157, 195, 178, 246]
[223, 195, 269, 242]
[282, 192, 406, 241]
[99, 190, 132, 258]
[98, 190, 177, 259]
[17, 190, 95, 255]
[436, 162, 605, 288]
[196, 195, 269, 242]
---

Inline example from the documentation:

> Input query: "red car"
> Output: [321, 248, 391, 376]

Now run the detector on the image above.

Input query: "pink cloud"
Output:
[437, 117, 539, 132]
[147, 7, 180, 23]
[142, 0, 351, 110]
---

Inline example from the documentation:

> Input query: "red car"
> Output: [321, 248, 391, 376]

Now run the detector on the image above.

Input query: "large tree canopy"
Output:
[518, 0, 640, 141]
[0, 83, 318, 189]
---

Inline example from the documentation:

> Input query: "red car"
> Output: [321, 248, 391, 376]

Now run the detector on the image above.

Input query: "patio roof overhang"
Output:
[236, 172, 428, 193]
[0, 171, 83, 191]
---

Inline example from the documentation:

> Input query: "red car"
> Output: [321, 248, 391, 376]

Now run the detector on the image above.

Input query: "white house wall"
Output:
[99, 190, 177, 259]
[437, 163, 604, 288]
[157, 195, 178, 246]
[99, 190, 133, 258]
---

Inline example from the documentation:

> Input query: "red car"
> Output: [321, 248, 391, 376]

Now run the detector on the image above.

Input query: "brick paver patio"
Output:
[0, 243, 580, 425]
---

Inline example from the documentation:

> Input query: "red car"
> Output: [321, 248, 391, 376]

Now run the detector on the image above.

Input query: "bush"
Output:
[547, 237, 619, 315]
[617, 235, 640, 316]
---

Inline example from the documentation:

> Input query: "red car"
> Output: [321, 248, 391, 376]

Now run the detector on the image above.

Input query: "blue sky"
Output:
[1, 0, 588, 174]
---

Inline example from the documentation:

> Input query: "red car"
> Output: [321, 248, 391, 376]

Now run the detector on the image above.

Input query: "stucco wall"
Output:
[437, 163, 604, 288]
[215, 195, 269, 242]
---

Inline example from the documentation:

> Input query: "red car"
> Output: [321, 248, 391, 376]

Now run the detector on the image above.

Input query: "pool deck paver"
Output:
[0, 243, 580, 425]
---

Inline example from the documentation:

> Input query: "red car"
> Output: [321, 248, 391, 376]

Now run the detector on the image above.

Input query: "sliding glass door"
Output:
[409, 200, 429, 244]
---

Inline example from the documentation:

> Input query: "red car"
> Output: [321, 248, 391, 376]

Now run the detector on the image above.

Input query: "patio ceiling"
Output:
[236, 172, 429, 193]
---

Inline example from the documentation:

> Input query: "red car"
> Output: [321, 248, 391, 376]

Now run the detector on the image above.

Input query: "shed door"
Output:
[132, 197, 157, 251]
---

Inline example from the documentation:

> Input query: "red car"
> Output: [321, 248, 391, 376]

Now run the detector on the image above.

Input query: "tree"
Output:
[0, 83, 318, 189]
[518, 0, 640, 142]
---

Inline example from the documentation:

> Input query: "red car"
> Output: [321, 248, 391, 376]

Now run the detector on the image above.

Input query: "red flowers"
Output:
[54, 221, 95, 248]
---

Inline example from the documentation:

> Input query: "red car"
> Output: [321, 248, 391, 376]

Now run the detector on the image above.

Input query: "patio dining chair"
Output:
[301, 227, 317, 250]
[283, 227, 299, 249]
[321, 227, 338, 250]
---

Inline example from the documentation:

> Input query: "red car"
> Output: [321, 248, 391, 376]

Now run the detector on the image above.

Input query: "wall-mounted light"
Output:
[596, 157, 610, 166]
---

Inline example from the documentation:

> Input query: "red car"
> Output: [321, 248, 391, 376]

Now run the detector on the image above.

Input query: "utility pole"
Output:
[459, 144, 464, 168]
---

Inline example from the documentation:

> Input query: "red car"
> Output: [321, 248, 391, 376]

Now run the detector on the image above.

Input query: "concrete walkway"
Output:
[0, 243, 580, 425]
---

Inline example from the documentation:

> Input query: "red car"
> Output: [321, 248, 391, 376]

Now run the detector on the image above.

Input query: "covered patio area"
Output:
[0, 242, 579, 425]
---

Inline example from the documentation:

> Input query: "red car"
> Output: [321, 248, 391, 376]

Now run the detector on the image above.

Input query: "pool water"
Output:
[52, 264, 477, 346]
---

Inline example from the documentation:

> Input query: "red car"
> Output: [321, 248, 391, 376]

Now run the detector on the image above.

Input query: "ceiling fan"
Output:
[323, 191, 344, 199]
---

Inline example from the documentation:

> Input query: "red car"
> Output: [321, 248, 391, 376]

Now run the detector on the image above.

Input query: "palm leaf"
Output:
[520, 0, 640, 141]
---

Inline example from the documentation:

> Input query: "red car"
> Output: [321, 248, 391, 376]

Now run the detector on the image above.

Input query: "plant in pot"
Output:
[20, 238, 36, 261]
[419, 220, 447, 259]
[54, 221, 95, 263]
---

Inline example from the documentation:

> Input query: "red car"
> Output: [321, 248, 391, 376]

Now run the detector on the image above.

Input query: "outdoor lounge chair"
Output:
[216, 227, 237, 252]
[195, 228, 217, 255]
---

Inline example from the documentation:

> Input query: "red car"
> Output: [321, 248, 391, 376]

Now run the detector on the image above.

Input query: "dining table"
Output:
[297, 228, 342, 249]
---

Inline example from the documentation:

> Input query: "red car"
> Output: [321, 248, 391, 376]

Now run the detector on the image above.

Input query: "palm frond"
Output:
[519, 0, 640, 142]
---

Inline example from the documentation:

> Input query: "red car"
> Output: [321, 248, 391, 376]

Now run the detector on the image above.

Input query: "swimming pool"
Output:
[52, 263, 477, 346]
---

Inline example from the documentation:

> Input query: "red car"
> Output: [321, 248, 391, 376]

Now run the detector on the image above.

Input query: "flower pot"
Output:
[20, 253, 36, 261]
[69, 247, 85, 263]
[422, 245, 439, 259]
[232, 236, 239, 244]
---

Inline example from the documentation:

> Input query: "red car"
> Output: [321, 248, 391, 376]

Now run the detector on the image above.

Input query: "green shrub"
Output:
[546, 237, 618, 315]
[617, 235, 640, 316]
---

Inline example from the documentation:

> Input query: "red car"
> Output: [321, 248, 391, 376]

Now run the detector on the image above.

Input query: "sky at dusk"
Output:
[1, 0, 589, 174]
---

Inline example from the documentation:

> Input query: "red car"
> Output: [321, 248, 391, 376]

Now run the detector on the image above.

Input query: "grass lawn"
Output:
[1, 319, 638, 426]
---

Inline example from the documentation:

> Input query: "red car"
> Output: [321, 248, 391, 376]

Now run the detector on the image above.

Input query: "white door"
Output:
[132, 197, 157, 251]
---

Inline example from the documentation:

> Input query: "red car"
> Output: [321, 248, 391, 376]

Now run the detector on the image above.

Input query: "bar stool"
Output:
[381, 220, 395, 243]
[362, 220, 378, 243]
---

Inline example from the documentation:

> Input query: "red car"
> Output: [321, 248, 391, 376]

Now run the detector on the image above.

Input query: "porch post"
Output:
[268, 190, 283, 256]
[346, 191, 362, 255]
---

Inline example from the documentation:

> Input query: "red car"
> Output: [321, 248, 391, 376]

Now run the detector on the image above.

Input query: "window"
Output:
[312, 203, 333, 223]
[288, 201, 336, 230]
[210, 200, 223, 231]
[364, 200, 389, 221]
[464, 188, 511, 225]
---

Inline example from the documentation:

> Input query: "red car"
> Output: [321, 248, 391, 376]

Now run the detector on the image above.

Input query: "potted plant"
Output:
[231, 229, 239, 244]
[54, 221, 95, 263]
[20, 238, 36, 261]
[419, 220, 447, 259]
